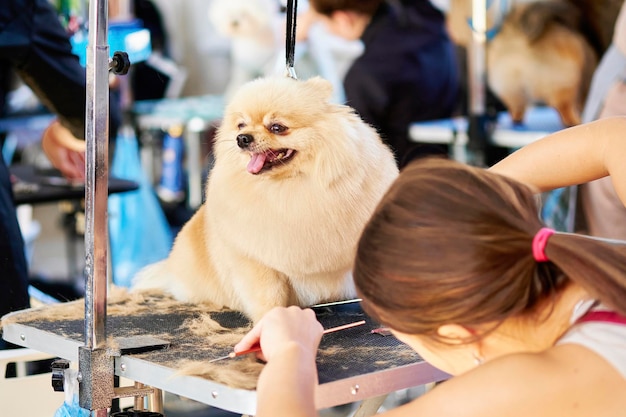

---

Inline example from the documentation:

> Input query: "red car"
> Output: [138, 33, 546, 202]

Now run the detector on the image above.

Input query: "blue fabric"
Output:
[53, 369, 90, 417]
[108, 129, 173, 287]
[541, 186, 577, 232]
[53, 395, 90, 417]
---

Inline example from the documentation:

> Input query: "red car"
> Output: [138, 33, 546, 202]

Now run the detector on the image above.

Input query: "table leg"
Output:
[352, 394, 388, 417]
[150, 388, 164, 414]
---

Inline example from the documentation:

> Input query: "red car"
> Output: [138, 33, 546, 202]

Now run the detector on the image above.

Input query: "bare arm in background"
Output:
[490, 116, 626, 205]
[41, 120, 86, 180]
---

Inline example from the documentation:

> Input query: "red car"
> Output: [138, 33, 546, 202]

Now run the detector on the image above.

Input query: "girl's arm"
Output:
[490, 116, 626, 205]
[255, 341, 319, 417]
[234, 307, 323, 417]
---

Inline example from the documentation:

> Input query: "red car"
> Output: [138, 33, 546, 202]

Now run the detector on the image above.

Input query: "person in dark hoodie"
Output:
[304, 0, 460, 166]
[0, 0, 120, 348]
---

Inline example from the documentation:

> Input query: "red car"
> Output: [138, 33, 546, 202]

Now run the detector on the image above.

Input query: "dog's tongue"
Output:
[247, 152, 267, 174]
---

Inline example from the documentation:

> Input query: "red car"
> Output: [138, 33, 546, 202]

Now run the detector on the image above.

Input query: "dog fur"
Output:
[487, 0, 597, 126]
[447, 0, 599, 126]
[132, 76, 399, 322]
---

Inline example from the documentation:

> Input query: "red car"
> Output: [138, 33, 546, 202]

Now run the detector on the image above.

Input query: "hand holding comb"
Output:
[208, 319, 366, 363]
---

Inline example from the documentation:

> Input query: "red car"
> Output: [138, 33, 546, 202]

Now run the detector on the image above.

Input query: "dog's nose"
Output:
[237, 134, 254, 149]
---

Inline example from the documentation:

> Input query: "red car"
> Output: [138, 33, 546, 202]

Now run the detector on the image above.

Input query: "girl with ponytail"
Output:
[236, 117, 626, 417]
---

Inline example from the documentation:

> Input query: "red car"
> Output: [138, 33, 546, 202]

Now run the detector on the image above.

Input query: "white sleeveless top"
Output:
[557, 300, 626, 379]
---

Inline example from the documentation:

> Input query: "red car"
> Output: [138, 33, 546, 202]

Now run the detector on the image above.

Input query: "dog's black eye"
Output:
[269, 123, 287, 134]
[237, 122, 246, 130]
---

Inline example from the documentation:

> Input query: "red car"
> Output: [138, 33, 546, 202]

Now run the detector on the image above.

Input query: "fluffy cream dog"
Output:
[133, 76, 399, 322]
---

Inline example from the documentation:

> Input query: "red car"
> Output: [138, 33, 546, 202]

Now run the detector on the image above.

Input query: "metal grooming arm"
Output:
[79, 0, 112, 412]
[79, 0, 156, 414]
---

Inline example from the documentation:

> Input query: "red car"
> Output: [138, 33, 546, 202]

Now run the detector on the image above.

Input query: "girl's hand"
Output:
[235, 306, 323, 362]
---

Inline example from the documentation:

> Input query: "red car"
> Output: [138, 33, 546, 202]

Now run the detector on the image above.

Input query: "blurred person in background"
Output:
[0, 0, 120, 348]
[298, 0, 460, 167]
[578, 0, 626, 240]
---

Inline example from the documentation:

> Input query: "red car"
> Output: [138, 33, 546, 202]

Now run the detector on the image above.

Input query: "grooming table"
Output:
[10, 164, 138, 206]
[1, 293, 449, 416]
[409, 106, 565, 161]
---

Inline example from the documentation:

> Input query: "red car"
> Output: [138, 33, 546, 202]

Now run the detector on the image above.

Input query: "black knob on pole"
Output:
[109, 51, 131, 75]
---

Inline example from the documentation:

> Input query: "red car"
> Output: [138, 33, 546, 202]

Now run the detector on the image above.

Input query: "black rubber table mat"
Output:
[2, 292, 422, 385]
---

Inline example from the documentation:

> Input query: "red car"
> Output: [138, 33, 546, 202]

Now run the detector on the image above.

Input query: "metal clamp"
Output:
[51, 358, 71, 392]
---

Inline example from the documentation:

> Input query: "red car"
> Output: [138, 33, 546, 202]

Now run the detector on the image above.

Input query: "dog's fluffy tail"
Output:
[130, 261, 170, 292]
[517, 1, 582, 43]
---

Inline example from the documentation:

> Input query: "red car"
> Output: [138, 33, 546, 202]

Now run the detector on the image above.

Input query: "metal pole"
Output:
[185, 117, 206, 209]
[81, 0, 113, 412]
[84, 0, 109, 357]
[467, 0, 488, 166]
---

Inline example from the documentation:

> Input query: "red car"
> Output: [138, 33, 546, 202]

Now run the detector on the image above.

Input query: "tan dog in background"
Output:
[447, 0, 598, 126]
[487, 0, 597, 126]
[133, 76, 399, 322]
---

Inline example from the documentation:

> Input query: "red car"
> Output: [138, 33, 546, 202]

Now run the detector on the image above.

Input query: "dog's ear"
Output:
[304, 76, 333, 101]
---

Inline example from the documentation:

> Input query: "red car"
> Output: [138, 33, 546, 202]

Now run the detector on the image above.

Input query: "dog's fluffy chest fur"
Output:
[206, 169, 373, 277]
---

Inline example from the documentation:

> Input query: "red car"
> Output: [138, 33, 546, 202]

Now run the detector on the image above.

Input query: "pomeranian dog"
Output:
[133, 76, 399, 322]
[208, 0, 283, 99]
[447, 0, 597, 126]
[486, 0, 597, 126]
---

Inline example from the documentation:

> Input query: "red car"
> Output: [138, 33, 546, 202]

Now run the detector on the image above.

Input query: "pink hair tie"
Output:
[532, 227, 555, 262]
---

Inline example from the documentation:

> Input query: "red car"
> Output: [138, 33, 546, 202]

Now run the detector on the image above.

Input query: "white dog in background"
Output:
[208, 0, 283, 99]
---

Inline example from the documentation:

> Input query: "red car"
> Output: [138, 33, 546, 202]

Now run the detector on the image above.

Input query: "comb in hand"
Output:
[208, 319, 366, 363]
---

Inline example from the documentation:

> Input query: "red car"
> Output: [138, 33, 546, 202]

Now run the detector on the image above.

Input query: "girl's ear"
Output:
[436, 324, 475, 343]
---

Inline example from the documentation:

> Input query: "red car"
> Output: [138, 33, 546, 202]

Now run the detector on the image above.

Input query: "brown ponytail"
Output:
[354, 158, 626, 342]
[544, 233, 626, 316]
